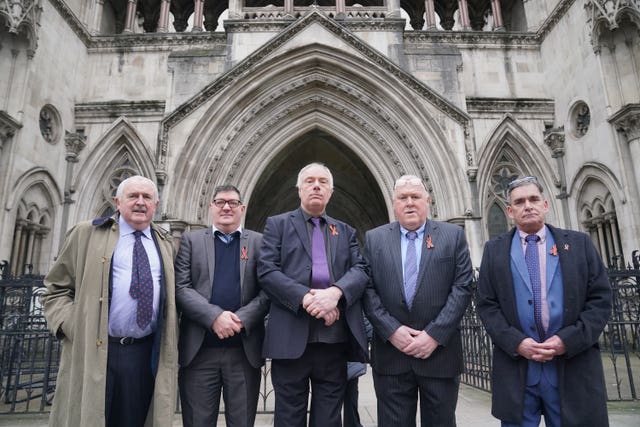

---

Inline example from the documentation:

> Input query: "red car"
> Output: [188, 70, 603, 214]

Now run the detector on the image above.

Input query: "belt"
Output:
[108, 334, 153, 345]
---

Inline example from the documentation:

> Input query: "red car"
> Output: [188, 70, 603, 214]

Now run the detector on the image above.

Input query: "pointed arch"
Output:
[477, 114, 558, 240]
[570, 163, 625, 267]
[165, 42, 471, 223]
[4, 168, 61, 275]
[73, 117, 155, 221]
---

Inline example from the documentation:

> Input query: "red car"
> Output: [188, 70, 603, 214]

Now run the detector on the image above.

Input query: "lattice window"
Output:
[96, 154, 139, 218]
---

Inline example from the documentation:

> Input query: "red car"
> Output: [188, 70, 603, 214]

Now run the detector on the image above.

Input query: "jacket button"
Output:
[101, 256, 106, 263]
[527, 300, 532, 305]
[96, 339, 103, 346]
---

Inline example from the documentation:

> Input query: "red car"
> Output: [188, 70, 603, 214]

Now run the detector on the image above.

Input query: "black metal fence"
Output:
[1, 257, 639, 414]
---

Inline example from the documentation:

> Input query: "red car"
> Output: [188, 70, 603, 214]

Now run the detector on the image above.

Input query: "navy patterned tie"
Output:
[404, 231, 418, 308]
[130, 230, 153, 329]
[525, 234, 545, 341]
[310, 217, 330, 289]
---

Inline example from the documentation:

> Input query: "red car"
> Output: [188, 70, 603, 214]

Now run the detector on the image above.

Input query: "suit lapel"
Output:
[204, 229, 216, 287]
[291, 209, 312, 258]
[510, 231, 532, 293]
[416, 221, 437, 289]
[239, 231, 249, 297]
[326, 215, 339, 267]
[545, 227, 560, 291]
[389, 222, 404, 288]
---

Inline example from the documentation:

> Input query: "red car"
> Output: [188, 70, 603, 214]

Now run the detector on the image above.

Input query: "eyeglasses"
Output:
[507, 176, 540, 193]
[212, 199, 242, 209]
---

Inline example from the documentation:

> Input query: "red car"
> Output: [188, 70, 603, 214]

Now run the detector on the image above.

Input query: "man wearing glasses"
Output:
[175, 185, 269, 427]
[477, 176, 612, 427]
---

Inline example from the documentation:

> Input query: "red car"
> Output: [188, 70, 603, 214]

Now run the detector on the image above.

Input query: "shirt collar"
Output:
[301, 209, 328, 224]
[517, 226, 546, 243]
[211, 225, 243, 236]
[119, 215, 151, 239]
[400, 222, 426, 238]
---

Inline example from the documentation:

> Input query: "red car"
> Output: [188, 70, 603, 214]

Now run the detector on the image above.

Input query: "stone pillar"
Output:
[123, 0, 138, 33]
[193, 0, 205, 31]
[91, 0, 105, 35]
[157, 0, 171, 32]
[610, 105, 640, 201]
[284, 0, 294, 17]
[228, 0, 243, 19]
[491, 0, 504, 31]
[24, 225, 37, 273]
[605, 213, 622, 265]
[59, 131, 86, 248]
[336, 0, 345, 17]
[544, 127, 570, 228]
[424, 0, 436, 30]
[457, 0, 471, 30]
[10, 220, 25, 276]
[594, 218, 608, 262]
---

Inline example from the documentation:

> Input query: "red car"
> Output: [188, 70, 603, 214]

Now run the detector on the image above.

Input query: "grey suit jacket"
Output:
[363, 220, 473, 377]
[175, 228, 269, 368]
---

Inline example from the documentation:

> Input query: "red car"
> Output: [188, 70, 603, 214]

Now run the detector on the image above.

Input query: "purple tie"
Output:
[404, 231, 418, 308]
[525, 234, 545, 341]
[310, 217, 330, 289]
[130, 230, 153, 329]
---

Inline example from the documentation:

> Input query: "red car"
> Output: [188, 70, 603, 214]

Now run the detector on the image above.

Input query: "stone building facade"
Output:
[1, 0, 639, 275]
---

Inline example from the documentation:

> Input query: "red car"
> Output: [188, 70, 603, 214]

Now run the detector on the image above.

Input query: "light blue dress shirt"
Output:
[400, 223, 426, 282]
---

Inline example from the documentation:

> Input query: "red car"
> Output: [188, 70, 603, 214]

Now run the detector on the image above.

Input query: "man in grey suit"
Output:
[175, 184, 269, 427]
[363, 175, 473, 427]
[477, 176, 611, 427]
[258, 163, 369, 427]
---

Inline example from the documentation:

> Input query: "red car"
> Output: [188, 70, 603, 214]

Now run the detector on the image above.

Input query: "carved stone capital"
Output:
[0, 110, 22, 149]
[609, 103, 640, 142]
[466, 166, 478, 182]
[544, 126, 566, 158]
[585, 0, 640, 52]
[64, 130, 87, 162]
[0, 0, 43, 51]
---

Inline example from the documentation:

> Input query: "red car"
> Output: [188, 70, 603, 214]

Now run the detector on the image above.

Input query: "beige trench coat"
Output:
[42, 215, 178, 427]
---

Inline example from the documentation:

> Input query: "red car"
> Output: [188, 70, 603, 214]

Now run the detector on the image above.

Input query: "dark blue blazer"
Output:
[477, 224, 612, 426]
[258, 208, 369, 361]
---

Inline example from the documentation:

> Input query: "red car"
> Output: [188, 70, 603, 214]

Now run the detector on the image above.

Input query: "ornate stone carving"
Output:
[0, 0, 43, 51]
[0, 110, 22, 149]
[610, 103, 640, 141]
[64, 130, 87, 162]
[585, 0, 640, 51]
[544, 126, 566, 158]
[39, 105, 62, 144]
[466, 97, 555, 120]
[75, 101, 166, 119]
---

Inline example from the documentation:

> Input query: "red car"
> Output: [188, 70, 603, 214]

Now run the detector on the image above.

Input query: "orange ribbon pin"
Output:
[426, 236, 434, 249]
[329, 224, 339, 236]
[241, 247, 248, 260]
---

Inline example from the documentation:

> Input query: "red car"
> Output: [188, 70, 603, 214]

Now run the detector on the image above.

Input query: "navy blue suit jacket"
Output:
[477, 225, 612, 426]
[258, 208, 369, 361]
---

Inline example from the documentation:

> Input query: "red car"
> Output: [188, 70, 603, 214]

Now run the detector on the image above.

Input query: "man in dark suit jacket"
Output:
[175, 185, 269, 427]
[258, 163, 369, 427]
[362, 175, 473, 427]
[477, 176, 612, 427]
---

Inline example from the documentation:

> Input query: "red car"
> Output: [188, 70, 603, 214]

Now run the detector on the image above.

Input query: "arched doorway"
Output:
[245, 130, 388, 243]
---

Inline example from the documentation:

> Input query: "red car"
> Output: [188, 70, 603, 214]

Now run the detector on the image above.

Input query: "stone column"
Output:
[193, 0, 205, 31]
[490, 0, 504, 31]
[10, 220, 25, 276]
[594, 218, 608, 262]
[610, 105, 640, 200]
[91, 0, 105, 35]
[157, 0, 171, 32]
[336, 0, 345, 17]
[605, 213, 622, 264]
[424, 0, 436, 30]
[228, 0, 243, 19]
[24, 225, 37, 273]
[544, 127, 570, 228]
[123, 0, 138, 33]
[59, 131, 86, 248]
[457, 0, 471, 30]
[284, 0, 294, 17]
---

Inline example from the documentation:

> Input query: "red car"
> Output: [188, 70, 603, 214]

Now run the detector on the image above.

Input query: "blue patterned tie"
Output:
[525, 234, 545, 341]
[130, 230, 153, 329]
[310, 217, 330, 289]
[404, 231, 418, 308]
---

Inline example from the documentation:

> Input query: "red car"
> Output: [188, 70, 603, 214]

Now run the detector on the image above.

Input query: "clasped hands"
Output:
[211, 311, 244, 339]
[302, 286, 343, 326]
[517, 335, 566, 363]
[389, 325, 439, 359]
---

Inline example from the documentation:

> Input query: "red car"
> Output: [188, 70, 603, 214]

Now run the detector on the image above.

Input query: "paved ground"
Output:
[1, 371, 639, 426]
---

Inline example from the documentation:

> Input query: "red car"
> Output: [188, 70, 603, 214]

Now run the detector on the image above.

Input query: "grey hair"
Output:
[115, 175, 159, 201]
[394, 175, 428, 193]
[296, 163, 334, 189]
[507, 176, 543, 200]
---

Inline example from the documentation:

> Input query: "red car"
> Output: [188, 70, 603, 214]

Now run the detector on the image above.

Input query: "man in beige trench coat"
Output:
[42, 175, 178, 427]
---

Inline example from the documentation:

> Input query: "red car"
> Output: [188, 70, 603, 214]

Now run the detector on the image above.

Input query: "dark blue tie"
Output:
[310, 217, 330, 289]
[130, 230, 153, 329]
[404, 231, 418, 308]
[525, 234, 545, 341]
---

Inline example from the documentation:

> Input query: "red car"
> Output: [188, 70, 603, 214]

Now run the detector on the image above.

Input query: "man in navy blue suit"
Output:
[477, 176, 612, 427]
[258, 163, 369, 427]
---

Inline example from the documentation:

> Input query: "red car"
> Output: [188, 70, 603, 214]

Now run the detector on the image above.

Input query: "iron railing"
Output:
[1, 255, 639, 414]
